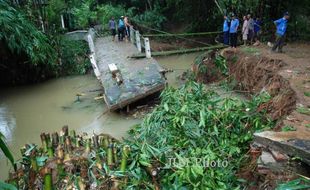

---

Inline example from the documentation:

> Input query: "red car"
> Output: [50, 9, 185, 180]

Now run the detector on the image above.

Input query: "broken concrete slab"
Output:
[269, 149, 289, 162]
[260, 151, 277, 165]
[254, 131, 310, 165]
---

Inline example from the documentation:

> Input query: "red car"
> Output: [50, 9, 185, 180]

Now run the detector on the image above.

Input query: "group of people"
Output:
[223, 12, 290, 53]
[223, 13, 261, 48]
[108, 16, 132, 42]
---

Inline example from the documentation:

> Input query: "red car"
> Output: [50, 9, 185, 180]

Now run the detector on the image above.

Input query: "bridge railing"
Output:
[130, 26, 152, 58]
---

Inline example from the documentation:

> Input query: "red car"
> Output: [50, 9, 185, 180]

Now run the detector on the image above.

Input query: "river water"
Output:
[0, 53, 201, 179]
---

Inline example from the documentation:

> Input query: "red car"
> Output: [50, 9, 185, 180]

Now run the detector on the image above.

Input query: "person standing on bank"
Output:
[109, 17, 116, 41]
[118, 16, 126, 41]
[223, 15, 230, 45]
[242, 15, 249, 45]
[247, 14, 254, 44]
[229, 14, 239, 49]
[272, 12, 290, 53]
[254, 17, 262, 42]
[124, 16, 132, 42]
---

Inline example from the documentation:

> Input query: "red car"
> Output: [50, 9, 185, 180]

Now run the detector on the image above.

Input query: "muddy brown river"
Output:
[0, 53, 202, 179]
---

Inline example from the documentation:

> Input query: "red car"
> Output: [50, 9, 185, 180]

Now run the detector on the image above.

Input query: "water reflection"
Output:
[0, 105, 16, 143]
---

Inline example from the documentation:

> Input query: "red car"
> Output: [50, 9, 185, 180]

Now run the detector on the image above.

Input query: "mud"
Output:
[193, 49, 297, 120]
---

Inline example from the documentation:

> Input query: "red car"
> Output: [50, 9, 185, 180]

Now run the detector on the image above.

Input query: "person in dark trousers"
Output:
[247, 14, 254, 44]
[229, 14, 239, 49]
[223, 15, 230, 45]
[109, 17, 116, 41]
[272, 12, 290, 53]
[254, 17, 262, 42]
[118, 16, 126, 41]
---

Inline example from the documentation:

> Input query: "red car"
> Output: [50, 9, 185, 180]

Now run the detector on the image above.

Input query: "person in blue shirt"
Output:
[118, 16, 126, 41]
[223, 15, 230, 45]
[254, 17, 262, 41]
[109, 17, 116, 41]
[229, 14, 239, 48]
[272, 12, 290, 53]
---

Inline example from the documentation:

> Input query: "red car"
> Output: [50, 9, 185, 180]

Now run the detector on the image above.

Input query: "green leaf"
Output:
[0, 133, 16, 171]
[164, 103, 169, 112]
[0, 180, 17, 190]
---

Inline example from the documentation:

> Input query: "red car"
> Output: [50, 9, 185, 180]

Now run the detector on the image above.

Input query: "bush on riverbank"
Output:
[124, 82, 274, 189]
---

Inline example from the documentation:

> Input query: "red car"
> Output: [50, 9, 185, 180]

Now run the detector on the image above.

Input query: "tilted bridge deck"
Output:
[94, 37, 166, 110]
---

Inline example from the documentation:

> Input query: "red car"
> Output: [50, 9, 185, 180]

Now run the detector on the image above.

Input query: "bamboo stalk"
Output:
[56, 158, 65, 180]
[95, 153, 103, 170]
[76, 136, 81, 148]
[92, 134, 99, 149]
[30, 150, 38, 172]
[40, 133, 48, 152]
[70, 130, 76, 145]
[130, 45, 227, 58]
[47, 145, 54, 158]
[43, 168, 53, 190]
[113, 143, 118, 165]
[56, 145, 64, 160]
[65, 136, 72, 153]
[76, 176, 86, 190]
[103, 135, 109, 150]
[143, 31, 221, 37]
[120, 145, 130, 172]
[62, 125, 69, 136]
[51, 132, 59, 149]
[85, 139, 91, 154]
[107, 139, 114, 167]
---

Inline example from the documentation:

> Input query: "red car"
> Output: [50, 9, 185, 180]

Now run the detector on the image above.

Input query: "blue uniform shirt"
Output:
[274, 17, 288, 36]
[223, 19, 229, 32]
[254, 20, 261, 33]
[229, 19, 239, 33]
[118, 19, 125, 29]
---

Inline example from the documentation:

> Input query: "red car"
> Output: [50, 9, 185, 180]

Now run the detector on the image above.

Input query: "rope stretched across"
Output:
[133, 21, 213, 46]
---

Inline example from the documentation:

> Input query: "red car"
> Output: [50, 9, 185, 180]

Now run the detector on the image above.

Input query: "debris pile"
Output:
[6, 126, 130, 190]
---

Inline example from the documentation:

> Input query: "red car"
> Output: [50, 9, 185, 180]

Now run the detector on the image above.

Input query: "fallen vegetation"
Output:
[5, 126, 131, 190]
[123, 82, 275, 189]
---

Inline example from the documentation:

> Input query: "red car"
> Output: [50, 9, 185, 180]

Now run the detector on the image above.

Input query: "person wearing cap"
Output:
[272, 12, 290, 53]
[118, 16, 126, 41]
[223, 15, 230, 45]
[229, 14, 239, 49]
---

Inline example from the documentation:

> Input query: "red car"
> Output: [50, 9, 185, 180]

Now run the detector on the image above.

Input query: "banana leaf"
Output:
[0, 133, 16, 171]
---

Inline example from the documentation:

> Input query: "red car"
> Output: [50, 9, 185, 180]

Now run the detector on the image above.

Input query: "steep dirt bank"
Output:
[192, 44, 310, 189]
[193, 45, 309, 125]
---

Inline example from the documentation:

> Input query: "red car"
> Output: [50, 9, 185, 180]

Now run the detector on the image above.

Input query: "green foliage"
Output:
[46, 0, 66, 28]
[125, 82, 274, 189]
[214, 54, 228, 76]
[0, 181, 17, 190]
[0, 0, 57, 65]
[57, 37, 91, 75]
[297, 107, 310, 116]
[241, 47, 260, 55]
[72, 1, 97, 29]
[132, 5, 166, 29]
[304, 92, 310, 97]
[275, 177, 310, 190]
[0, 132, 16, 171]
[97, 4, 129, 28]
[281, 125, 297, 132]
